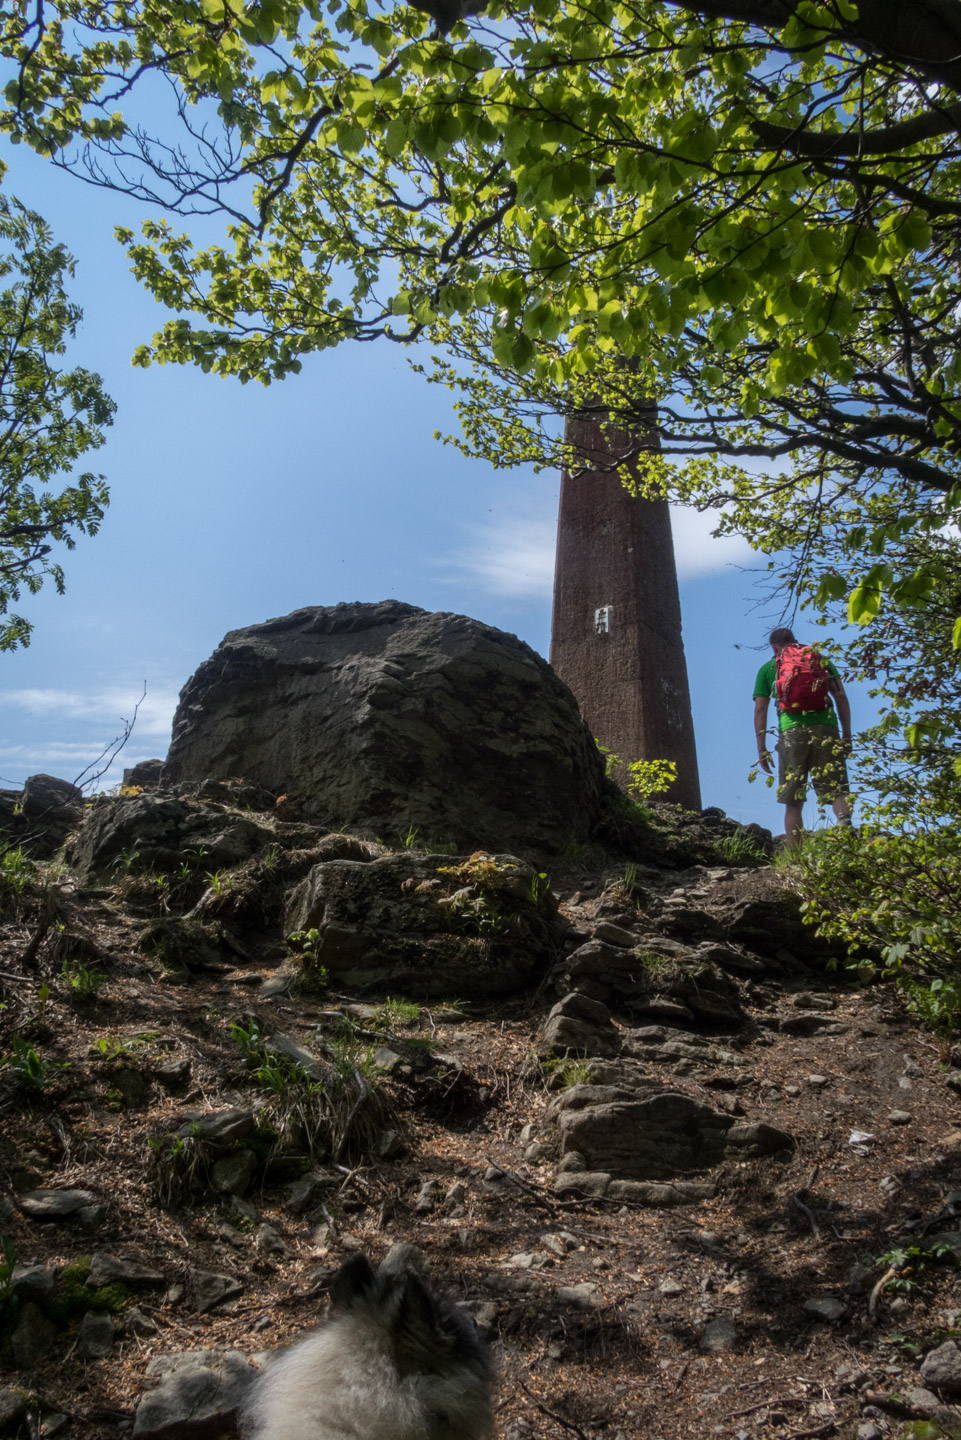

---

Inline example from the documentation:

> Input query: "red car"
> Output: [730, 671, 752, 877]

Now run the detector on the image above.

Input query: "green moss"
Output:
[48, 1256, 129, 1320]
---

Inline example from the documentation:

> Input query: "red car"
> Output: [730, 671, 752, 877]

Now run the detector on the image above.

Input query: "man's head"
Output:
[768, 627, 797, 652]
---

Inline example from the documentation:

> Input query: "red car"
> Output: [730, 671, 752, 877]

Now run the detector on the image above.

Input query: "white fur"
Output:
[243, 1284, 492, 1440]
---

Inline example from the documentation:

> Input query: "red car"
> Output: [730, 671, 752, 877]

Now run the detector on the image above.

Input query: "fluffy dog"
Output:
[243, 1248, 493, 1440]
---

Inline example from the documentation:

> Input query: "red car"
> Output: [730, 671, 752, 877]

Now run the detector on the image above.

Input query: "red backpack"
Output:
[775, 644, 831, 714]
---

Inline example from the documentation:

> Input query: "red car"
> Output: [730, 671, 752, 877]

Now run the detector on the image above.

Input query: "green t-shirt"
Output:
[754, 654, 840, 732]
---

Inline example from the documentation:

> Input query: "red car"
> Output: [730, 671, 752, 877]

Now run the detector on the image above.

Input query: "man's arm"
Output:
[829, 677, 852, 744]
[754, 695, 773, 773]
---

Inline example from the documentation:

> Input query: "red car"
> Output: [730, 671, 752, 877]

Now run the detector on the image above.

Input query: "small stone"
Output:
[18, 1188, 100, 1220]
[0, 1389, 27, 1431]
[658, 1279, 684, 1296]
[10, 1264, 55, 1304]
[210, 1149, 259, 1196]
[11, 1301, 59, 1367]
[132, 1349, 256, 1439]
[191, 1270, 244, 1314]
[414, 1180, 438, 1214]
[179, 1107, 254, 1144]
[78, 1310, 115, 1359]
[857, 1424, 884, 1440]
[375, 1129, 406, 1159]
[125, 1307, 159, 1337]
[556, 1282, 601, 1309]
[903, 1389, 940, 1415]
[87, 1253, 165, 1290]
[921, 1341, 961, 1394]
[699, 1317, 737, 1353]
[255, 1225, 290, 1257]
[803, 1296, 845, 1321]
[888, 1110, 912, 1125]
[784, 1084, 801, 1096]
[807, 1074, 829, 1088]
[154, 1058, 191, 1091]
[945, 1073, 961, 1096]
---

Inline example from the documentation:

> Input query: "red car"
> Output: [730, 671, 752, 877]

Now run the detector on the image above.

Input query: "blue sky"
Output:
[0, 134, 859, 833]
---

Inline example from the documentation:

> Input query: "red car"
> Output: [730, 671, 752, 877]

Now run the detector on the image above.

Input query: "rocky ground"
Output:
[2, 780, 961, 1440]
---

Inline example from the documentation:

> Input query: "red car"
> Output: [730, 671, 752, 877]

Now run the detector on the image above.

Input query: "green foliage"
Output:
[148, 1128, 210, 1207]
[786, 824, 961, 1055]
[712, 831, 768, 868]
[0, 175, 114, 649]
[368, 997, 422, 1030]
[89, 1031, 159, 1061]
[626, 758, 678, 804]
[0, 1034, 52, 1091]
[542, 1055, 591, 1087]
[49, 1256, 129, 1321]
[59, 956, 104, 999]
[4, 0, 961, 757]
[0, 845, 35, 895]
[872, 1242, 957, 1295]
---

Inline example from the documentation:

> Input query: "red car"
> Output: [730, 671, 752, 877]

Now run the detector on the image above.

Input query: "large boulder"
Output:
[284, 850, 563, 998]
[163, 602, 605, 854]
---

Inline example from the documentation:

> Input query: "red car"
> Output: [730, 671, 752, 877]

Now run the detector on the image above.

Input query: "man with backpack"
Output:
[753, 627, 853, 847]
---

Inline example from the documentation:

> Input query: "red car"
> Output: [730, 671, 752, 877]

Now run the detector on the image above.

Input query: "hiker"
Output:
[753, 627, 853, 848]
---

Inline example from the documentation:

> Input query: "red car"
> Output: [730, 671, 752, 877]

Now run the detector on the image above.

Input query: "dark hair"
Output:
[768, 627, 797, 647]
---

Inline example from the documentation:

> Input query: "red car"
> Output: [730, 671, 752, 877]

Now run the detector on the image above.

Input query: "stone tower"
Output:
[549, 406, 702, 810]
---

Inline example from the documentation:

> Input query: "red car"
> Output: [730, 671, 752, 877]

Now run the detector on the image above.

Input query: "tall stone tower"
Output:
[550, 406, 702, 810]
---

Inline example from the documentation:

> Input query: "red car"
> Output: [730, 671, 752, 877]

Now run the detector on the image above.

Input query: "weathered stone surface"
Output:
[10, 1264, 55, 1303]
[700, 1317, 738, 1353]
[285, 852, 562, 998]
[922, 1342, 961, 1394]
[18, 1188, 100, 1220]
[191, 1271, 244, 1314]
[87, 1253, 165, 1290]
[133, 1350, 256, 1438]
[178, 1108, 255, 1144]
[542, 993, 620, 1057]
[79, 1310, 115, 1359]
[22, 773, 83, 822]
[0, 1389, 28, 1432]
[164, 602, 605, 853]
[553, 1089, 793, 1182]
[0, 773, 84, 856]
[67, 793, 278, 882]
[210, 1151, 258, 1197]
[11, 1301, 59, 1367]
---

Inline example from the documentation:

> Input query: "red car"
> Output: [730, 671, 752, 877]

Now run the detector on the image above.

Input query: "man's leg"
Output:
[783, 801, 804, 847]
[809, 727, 853, 828]
[832, 794, 852, 825]
[778, 729, 808, 847]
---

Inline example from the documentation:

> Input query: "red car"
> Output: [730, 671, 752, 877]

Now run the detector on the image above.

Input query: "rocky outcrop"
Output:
[163, 601, 605, 854]
[0, 773, 84, 857]
[284, 850, 565, 998]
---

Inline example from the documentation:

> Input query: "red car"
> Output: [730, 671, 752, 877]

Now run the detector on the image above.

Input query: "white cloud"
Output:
[0, 685, 178, 740]
[443, 498, 752, 598]
[670, 505, 754, 577]
[442, 509, 558, 599]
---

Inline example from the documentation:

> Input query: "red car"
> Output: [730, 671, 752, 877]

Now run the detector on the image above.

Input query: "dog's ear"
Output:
[330, 1252, 378, 1312]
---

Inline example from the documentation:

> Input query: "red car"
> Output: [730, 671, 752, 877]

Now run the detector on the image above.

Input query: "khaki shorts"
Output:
[777, 724, 850, 805]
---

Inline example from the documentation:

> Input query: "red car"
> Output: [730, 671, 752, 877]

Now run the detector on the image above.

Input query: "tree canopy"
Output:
[0, 172, 114, 650]
[1, 0, 958, 682]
